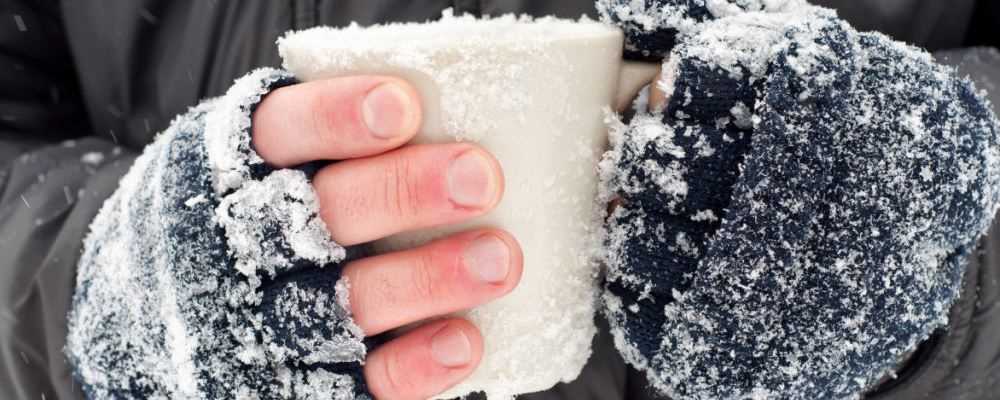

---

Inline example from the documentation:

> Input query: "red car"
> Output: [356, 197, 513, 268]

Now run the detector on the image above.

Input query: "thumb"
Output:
[648, 62, 671, 112]
[615, 63, 662, 112]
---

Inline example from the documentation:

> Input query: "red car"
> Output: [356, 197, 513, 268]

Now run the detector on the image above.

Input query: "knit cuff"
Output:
[67, 67, 372, 399]
[204, 68, 297, 194]
[208, 68, 370, 397]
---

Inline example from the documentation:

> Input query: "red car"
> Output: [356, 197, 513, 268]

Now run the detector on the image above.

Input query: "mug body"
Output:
[280, 13, 624, 398]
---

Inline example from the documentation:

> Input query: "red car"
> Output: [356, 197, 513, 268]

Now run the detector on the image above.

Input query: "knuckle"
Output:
[309, 91, 332, 139]
[346, 265, 399, 332]
[313, 171, 357, 232]
[316, 168, 372, 220]
[409, 250, 445, 301]
[382, 155, 422, 219]
[372, 350, 413, 398]
[365, 273, 402, 319]
[309, 90, 349, 147]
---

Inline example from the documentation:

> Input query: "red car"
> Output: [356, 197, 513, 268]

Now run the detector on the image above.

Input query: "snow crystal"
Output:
[681, 7, 831, 80]
[597, 0, 809, 57]
[204, 68, 293, 194]
[692, 133, 716, 157]
[644, 158, 689, 198]
[291, 369, 361, 400]
[691, 209, 718, 222]
[920, 166, 934, 182]
[183, 194, 207, 208]
[261, 280, 365, 365]
[730, 102, 754, 129]
[80, 151, 104, 165]
[13, 14, 26, 32]
[216, 169, 344, 279]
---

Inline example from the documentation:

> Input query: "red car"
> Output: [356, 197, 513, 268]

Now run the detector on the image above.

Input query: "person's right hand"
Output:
[598, 4, 1000, 399]
[253, 75, 524, 400]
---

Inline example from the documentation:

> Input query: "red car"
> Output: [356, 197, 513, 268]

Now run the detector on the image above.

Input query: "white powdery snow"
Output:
[596, 0, 809, 56]
[67, 68, 363, 399]
[204, 68, 293, 194]
[216, 169, 345, 280]
[600, 4, 1000, 400]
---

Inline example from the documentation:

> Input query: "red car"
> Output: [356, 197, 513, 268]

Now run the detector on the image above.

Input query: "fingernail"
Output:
[447, 150, 497, 208]
[363, 82, 414, 139]
[430, 325, 472, 368]
[463, 234, 510, 284]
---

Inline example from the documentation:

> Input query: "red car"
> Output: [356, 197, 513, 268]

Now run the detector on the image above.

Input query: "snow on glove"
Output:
[596, 0, 808, 60]
[65, 68, 374, 399]
[598, 6, 1000, 400]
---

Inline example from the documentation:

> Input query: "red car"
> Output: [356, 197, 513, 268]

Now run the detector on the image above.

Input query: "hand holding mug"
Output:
[253, 76, 524, 400]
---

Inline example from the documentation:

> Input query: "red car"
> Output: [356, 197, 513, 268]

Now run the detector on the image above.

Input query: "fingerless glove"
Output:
[598, 5, 1000, 399]
[66, 69, 373, 399]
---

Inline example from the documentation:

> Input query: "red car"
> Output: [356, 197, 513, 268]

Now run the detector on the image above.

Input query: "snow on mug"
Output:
[278, 10, 658, 399]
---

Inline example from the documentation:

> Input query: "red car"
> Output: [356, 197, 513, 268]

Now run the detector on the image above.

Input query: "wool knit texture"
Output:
[66, 69, 373, 399]
[63, 3, 1000, 399]
[596, 0, 810, 60]
[598, 4, 1000, 400]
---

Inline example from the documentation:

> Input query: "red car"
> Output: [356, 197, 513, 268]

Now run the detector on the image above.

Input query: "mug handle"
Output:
[614, 60, 663, 111]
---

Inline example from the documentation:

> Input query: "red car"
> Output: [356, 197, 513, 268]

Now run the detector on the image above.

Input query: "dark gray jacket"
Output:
[1, 1, 998, 399]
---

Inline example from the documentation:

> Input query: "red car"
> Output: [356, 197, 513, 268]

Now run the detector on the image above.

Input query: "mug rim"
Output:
[278, 11, 623, 54]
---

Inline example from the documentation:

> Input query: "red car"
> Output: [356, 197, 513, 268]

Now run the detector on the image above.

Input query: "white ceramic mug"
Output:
[279, 10, 658, 399]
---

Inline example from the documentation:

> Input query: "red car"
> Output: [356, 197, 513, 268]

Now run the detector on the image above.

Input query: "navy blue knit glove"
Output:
[598, 5, 1000, 400]
[597, 0, 807, 59]
[66, 69, 373, 399]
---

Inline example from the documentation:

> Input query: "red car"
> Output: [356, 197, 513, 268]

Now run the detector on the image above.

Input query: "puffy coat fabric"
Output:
[1, 1, 999, 399]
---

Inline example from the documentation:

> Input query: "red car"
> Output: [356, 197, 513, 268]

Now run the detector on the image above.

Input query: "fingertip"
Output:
[452, 319, 484, 369]
[468, 228, 523, 293]
[364, 319, 483, 400]
[252, 75, 424, 168]
[448, 144, 506, 212]
[429, 319, 484, 369]
[483, 147, 506, 208]
[362, 78, 423, 142]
